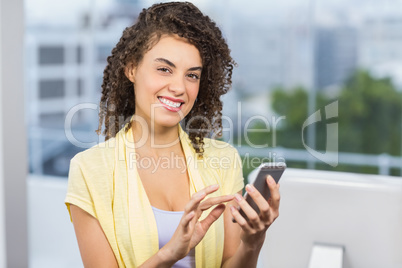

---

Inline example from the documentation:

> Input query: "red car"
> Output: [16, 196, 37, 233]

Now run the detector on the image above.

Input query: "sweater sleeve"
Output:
[64, 155, 96, 221]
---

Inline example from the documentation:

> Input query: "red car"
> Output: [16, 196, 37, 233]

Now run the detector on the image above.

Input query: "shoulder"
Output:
[71, 137, 116, 174]
[202, 137, 240, 159]
[202, 138, 244, 194]
[201, 138, 242, 173]
[66, 138, 117, 220]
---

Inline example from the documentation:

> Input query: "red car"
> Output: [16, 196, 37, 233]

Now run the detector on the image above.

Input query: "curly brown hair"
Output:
[96, 1, 235, 156]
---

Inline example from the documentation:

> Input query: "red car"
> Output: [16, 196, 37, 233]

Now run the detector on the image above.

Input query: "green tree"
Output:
[268, 70, 402, 174]
[338, 70, 402, 156]
[271, 86, 328, 150]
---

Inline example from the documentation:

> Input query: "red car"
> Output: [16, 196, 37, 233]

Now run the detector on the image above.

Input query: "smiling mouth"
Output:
[158, 97, 183, 108]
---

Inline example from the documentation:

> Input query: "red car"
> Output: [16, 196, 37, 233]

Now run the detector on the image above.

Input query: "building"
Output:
[314, 26, 358, 90]
[359, 14, 402, 89]
[229, 18, 314, 95]
[25, 8, 140, 176]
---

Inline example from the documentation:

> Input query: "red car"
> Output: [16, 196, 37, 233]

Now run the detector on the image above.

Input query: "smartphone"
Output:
[239, 162, 286, 221]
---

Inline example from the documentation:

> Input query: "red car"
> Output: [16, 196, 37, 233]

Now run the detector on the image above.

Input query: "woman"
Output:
[65, 2, 280, 267]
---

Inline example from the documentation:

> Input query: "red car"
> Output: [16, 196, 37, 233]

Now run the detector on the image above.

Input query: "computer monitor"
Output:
[248, 168, 402, 268]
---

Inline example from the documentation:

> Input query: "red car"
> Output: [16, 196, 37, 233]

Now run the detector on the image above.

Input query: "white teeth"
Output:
[159, 97, 181, 108]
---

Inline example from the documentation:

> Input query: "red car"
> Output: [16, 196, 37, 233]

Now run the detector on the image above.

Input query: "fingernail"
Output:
[235, 193, 242, 202]
[210, 184, 219, 190]
[230, 205, 236, 212]
[226, 195, 235, 200]
[245, 184, 255, 193]
[268, 176, 275, 184]
[196, 191, 206, 199]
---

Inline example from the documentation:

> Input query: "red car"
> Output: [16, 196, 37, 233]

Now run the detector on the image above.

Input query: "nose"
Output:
[168, 75, 186, 96]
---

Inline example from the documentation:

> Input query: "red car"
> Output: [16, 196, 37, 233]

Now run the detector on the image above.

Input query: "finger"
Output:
[198, 195, 234, 211]
[183, 192, 204, 216]
[244, 184, 270, 222]
[199, 204, 226, 230]
[201, 184, 221, 196]
[234, 193, 260, 228]
[179, 210, 196, 231]
[266, 176, 280, 211]
[229, 205, 254, 233]
[184, 184, 219, 214]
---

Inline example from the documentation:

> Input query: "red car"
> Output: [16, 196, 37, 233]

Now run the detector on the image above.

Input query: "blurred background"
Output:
[24, 0, 402, 179]
[1, 0, 402, 267]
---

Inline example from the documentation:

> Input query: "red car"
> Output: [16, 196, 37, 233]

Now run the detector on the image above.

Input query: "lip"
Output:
[157, 96, 184, 112]
[159, 96, 185, 103]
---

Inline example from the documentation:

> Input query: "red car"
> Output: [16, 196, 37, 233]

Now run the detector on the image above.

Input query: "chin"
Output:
[154, 114, 184, 128]
[153, 107, 191, 128]
[155, 119, 181, 129]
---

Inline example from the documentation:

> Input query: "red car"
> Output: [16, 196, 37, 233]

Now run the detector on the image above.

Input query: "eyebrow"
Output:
[155, 58, 202, 72]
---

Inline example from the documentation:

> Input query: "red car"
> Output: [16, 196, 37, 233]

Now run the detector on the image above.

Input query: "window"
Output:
[39, 79, 65, 99]
[76, 45, 82, 64]
[38, 46, 64, 65]
[97, 45, 113, 63]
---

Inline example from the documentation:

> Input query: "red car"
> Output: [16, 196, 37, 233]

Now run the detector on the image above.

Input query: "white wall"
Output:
[28, 176, 83, 268]
[254, 168, 402, 268]
[0, 0, 28, 267]
[0, 0, 6, 265]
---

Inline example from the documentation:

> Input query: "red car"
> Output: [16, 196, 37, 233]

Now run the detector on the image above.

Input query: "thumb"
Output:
[199, 204, 226, 230]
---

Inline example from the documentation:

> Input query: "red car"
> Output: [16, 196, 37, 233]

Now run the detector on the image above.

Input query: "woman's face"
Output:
[126, 35, 202, 129]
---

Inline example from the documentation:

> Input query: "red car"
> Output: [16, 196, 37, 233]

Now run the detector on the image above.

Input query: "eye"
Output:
[187, 73, 200, 80]
[157, 67, 172, 74]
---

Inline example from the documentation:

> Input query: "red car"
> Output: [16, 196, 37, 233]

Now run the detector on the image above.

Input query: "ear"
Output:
[124, 62, 136, 83]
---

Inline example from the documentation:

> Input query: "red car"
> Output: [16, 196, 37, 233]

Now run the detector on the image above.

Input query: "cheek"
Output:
[135, 78, 161, 98]
[188, 85, 200, 102]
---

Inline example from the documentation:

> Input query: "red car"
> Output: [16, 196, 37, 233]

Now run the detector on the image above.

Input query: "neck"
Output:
[131, 120, 181, 152]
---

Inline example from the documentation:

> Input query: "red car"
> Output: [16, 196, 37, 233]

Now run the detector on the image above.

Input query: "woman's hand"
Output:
[158, 184, 234, 264]
[230, 175, 280, 250]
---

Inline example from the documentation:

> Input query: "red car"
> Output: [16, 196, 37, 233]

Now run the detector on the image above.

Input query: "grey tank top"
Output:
[151, 206, 196, 268]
